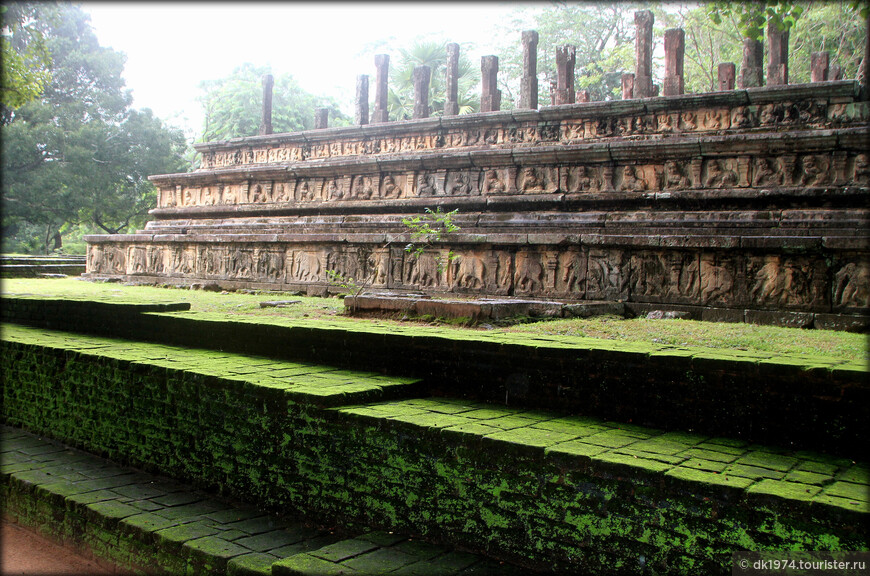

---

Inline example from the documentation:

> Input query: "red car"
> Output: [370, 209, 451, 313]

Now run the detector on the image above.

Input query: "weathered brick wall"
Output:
[2, 298, 867, 458]
[2, 329, 867, 574]
[84, 82, 870, 328]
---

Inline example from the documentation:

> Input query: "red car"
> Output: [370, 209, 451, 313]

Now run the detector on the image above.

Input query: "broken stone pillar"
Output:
[355, 75, 369, 125]
[718, 63, 736, 91]
[555, 45, 576, 104]
[622, 73, 635, 100]
[444, 43, 460, 116]
[372, 54, 390, 123]
[738, 38, 764, 88]
[831, 64, 844, 81]
[314, 107, 329, 129]
[520, 30, 539, 109]
[259, 74, 273, 136]
[481, 56, 501, 112]
[413, 65, 431, 119]
[811, 52, 829, 82]
[634, 10, 655, 98]
[767, 21, 789, 86]
[577, 90, 590, 103]
[663, 28, 685, 96]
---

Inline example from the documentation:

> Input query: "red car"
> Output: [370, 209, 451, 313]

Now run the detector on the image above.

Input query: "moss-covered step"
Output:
[3, 325, 867, 574]
[3, 295, 866, 458]
[0, 323, 422, 410]
[327, 397, 868, 573]
[2, 425, 517, 576]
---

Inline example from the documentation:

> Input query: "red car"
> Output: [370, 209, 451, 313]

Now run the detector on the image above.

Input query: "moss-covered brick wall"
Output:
[2, 297, 868, 459]
[2, 324, 867, 575]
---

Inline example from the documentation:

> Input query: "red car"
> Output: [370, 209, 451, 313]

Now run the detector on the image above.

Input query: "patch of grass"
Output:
[1, 277, 866, 364]
[498, 317, 867, 363]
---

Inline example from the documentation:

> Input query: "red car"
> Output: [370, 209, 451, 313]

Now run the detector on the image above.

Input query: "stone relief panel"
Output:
[797, 154, 831, 187]
[289, 249, 325, 283]
[380, 174, 406, 199]
[562, 165, 603, 193]
[403, 250, 445, 289]
[445, 170, 480, 196]
[832, 259, 869, 310]
[199, 246, 227, 278]
[367, 248, 391, 287]
[555, 249, 587, 298]
[327, 248, 366, 285]
[256, 248, 285, 283]
[295, 178, 320, 202]
[586, 249, 629, 301]
[349, 175, 378, 200]
[703, 158, 739, 189]
[513, 250, 547, 296]
[323, 177, 352, 201]
[450, 251, 490, 292]
[480, 169, 509, 195]
[272, 181, 294, 203]
[127, 246, 147, 275]
[629, 251, 700, 304]
[517, 166, 557, 194]
[414, 171, 446, 198]
[745, 255, 826, 310]
[616, 165, 658, 192]
[248, 182, 273, 204]
[853, 153, 870, 186]
[699, 253, 739, 307]
[663, 160, 691, 190]
[227, 247, 254, 280]
[147, 246, 167, 275]
[171, 245, 196, 276]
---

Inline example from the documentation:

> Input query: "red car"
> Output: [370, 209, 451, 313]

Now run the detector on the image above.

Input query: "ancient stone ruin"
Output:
[85, 11, 870, 329]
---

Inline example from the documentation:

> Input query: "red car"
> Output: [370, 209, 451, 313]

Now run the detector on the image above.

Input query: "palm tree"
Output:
[387, 38, 480, 120]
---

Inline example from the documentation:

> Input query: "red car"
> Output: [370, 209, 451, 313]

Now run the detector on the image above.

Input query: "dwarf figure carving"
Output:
[621, 166, 647, 191]
[752, 157, 783, 187]
[705, 159, 738, 188]
[483, 170, 506, 194]
[799, 155, 828, 186]
[664, 160, 690, 190]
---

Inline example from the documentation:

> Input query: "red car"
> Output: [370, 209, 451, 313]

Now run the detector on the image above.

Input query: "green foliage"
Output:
[1, 3, 185, 254]
[402, 207, 460, 273]
[198, 63, 349, 142]
[496, 3, 639, 103]
[327, 208, 461, 300]
[386, 38, 480, 120]
[0, 3, 54, 116]
[707, 1, 804, 41]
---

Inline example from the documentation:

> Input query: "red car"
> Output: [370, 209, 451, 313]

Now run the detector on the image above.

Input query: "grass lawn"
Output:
[2, 277, 866, 364]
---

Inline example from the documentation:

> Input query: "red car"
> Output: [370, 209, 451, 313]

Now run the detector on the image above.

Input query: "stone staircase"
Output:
[2, 314, 867, 575]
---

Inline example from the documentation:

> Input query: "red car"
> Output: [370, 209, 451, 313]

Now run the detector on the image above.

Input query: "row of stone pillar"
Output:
[256, 10, 862, 135]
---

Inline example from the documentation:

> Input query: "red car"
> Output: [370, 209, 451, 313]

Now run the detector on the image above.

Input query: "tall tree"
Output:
[1, 3, 185, 253]
[198, 63, 349, 142]
[0, 2, 54, 118]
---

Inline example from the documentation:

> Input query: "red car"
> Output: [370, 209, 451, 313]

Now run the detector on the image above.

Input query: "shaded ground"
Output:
[1, 518, 129, 575]
[2, 277, 864, 363]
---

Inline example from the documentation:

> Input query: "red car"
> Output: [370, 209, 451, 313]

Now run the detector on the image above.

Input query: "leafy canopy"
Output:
[197, 63, 349, 142]
[1, 2, 185, 254]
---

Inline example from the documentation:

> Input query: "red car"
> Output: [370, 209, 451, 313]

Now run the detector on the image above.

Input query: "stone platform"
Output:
[84, 80, 870, 330]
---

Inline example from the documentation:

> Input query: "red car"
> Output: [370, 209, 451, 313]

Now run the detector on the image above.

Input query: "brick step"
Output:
[3, 296, 866, 457]
[3, 324, 868, 573]
[1, 426, 517, 575]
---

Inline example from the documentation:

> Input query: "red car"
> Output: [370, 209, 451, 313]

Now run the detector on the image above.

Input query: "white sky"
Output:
[83, 2, 532, 138]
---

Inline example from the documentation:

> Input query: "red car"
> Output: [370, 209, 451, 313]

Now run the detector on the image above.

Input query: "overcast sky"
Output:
[83, 2, 532, 138]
